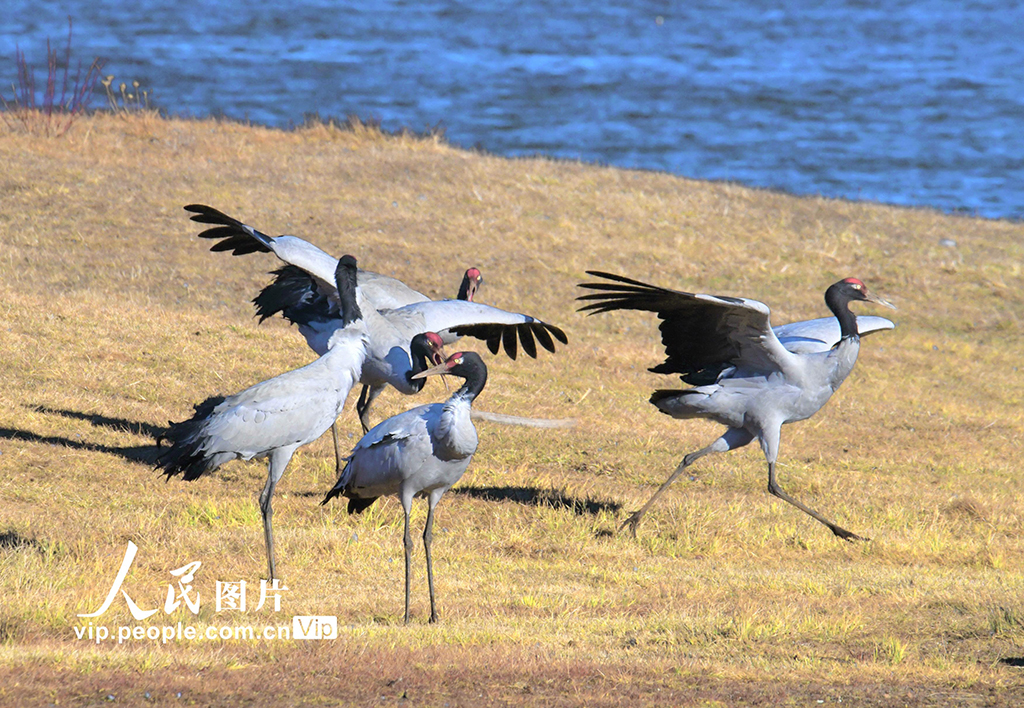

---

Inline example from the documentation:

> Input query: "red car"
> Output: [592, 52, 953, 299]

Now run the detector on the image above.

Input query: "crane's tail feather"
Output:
[155, 396, 228, 481]
[346, 497, 378, 514]
[320, 485, 343, 506]
[321, 457, 357, 507]
[321, 487, 375, 514]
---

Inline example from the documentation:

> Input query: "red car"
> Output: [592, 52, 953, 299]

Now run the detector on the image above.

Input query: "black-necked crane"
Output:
[322, 350, 487, 624]
[183, 205, 567, 436]
[577, 272, 895, 541]
[157, 255, 368, 581]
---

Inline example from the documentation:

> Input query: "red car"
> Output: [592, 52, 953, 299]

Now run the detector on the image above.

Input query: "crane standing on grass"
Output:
[157, 255, 368, 581]
[577, 272, 895, 540]
[322, 351, 489, 624]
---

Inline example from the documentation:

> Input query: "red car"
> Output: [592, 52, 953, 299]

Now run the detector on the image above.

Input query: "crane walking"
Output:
[577, 272, 895, 540]
[322, 351, 488, 624]
[157, 255, 368, 581]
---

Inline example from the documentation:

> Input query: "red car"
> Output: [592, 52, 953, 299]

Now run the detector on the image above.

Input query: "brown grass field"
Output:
[1, 113, 1023, 706]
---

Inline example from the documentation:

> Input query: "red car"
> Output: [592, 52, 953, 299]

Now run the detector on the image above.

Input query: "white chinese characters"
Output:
[78, 543, 288, 619]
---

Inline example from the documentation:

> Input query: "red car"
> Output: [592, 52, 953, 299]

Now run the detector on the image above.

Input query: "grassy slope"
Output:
[1, 113, 1022, 706]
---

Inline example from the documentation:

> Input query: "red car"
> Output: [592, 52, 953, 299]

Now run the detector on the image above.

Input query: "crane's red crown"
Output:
[423, 332, 446, 365]
[466, 268, 482, 281]
[842, 277, 866, 290]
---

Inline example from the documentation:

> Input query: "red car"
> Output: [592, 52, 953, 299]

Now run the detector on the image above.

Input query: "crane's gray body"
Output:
[331, 395, 477, 507]
[179, 325, 368, 468]
[656, 314, 893, 431]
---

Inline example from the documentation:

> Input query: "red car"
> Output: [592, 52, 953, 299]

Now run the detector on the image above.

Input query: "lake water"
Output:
[3, 1, 1023, 220]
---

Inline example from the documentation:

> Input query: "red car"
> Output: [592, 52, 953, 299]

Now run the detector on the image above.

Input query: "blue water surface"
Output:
[2, 1, 1022, 220]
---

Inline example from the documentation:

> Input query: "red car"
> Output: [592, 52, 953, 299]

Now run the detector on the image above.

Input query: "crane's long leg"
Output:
[759, 422, 867, 542]
[766, 462, 867, 541]
[330, 419, 345, 475]
[621, 428, 754, 537]
[424, 488, 447, 624]
[401, 492, 414, 624]
[259, 447, 295, 581]
[356, 384, 384, 434]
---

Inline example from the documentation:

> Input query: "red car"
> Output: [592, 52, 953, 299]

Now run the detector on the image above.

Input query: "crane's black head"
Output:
[406, 332, 449, 393]
[334, 255, 362, 327]
[410, 331, 447, 367]
[411, 350, 488, 401]
[827, 278, 895, 307]
[458, 267, 483, 302]
[826, 278, 895, 338]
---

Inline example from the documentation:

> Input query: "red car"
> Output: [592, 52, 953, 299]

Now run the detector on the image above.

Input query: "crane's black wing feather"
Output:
[578, 270, 794, 378]
[185, 204, 275, 255]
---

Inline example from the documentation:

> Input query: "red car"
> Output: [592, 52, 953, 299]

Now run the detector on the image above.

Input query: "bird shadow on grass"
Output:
[0, 529, 44, 553]
[0, 426, 160, 465]
[31, 405, 166, 440]
[1, 405, 165, 466]
[451, 485, 621, 517]
[292, 490, 328, 499]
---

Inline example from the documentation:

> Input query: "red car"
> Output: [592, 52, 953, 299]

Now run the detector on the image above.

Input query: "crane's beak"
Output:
[466, 278, 480, 302]
[866, 291, 897, 310]
[411, 361, 451, 380]
[411, 359, 451, 392]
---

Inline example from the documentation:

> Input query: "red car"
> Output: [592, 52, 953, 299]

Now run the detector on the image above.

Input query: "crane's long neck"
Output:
[404, 337, 437, 393]
[824, 284, 859, 340]
[435, 355, 487, 461]
[457, 275, 472, 301]
[451, 359, 488, 405]
[335, 257, 362, 327]
[822, 283, 863, 390]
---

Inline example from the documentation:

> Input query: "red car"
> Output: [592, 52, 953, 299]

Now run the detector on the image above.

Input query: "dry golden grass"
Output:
[1, 113, 1023, 706]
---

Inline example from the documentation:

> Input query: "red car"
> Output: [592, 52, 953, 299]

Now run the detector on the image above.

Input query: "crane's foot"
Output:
[619, 511, 645, 538]
[428, 612, 439, 624]
[831, 525, 869, 542]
